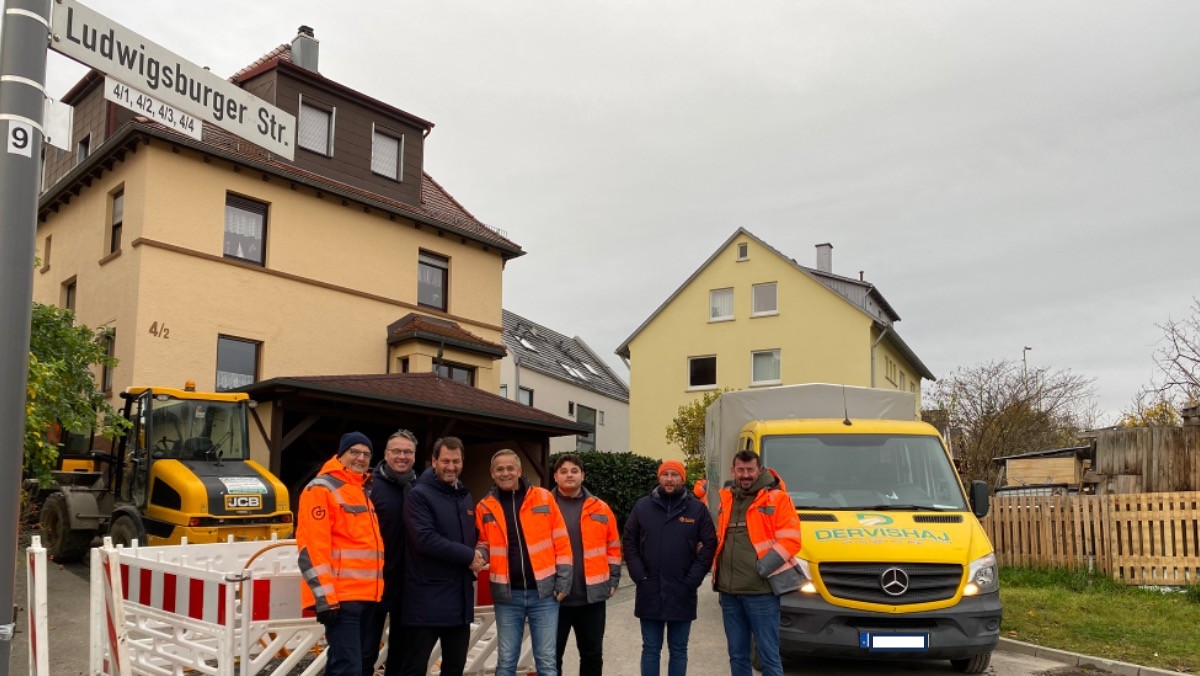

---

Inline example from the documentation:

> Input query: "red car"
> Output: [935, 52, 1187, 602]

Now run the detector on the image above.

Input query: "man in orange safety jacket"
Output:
[713, 450, 803, 676]
[550, 453, 621, 676]
[296, 431, 384, 676]
[476, 449, 572, 676]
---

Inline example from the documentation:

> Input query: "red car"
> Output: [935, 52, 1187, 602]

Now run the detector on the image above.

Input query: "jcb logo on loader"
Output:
[225, 494, 262, 510]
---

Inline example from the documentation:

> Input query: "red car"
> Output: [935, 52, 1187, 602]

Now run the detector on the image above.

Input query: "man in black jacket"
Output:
[399, 437, 483, 676]
[622, 460, 717, 676]
[365, 429, 418, 675]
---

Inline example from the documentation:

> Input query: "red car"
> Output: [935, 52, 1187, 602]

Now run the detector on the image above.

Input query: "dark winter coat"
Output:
[401, 467, 477, 627]
[622, 487, 718, 622]
[369, 463, 414, 596]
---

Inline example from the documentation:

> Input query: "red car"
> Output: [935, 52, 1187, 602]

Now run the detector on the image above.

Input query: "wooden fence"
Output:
[982, 492, 1200, 585]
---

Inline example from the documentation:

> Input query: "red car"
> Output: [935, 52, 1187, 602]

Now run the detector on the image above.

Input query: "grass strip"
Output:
[1000, 567, 1200, 673]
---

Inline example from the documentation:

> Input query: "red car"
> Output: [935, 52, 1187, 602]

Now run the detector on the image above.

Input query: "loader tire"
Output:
[40, 493, 92, 563]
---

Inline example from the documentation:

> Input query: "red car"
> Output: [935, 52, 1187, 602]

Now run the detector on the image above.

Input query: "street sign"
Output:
[50, 0, 296, 159]
[104, 77, 201, 141]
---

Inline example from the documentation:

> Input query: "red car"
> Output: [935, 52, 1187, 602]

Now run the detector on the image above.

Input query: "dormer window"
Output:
[371, 127, 403, 181]
[298, 99, 334, 155]
[518, 337, 538, 352]
[583, 363, 601, 376]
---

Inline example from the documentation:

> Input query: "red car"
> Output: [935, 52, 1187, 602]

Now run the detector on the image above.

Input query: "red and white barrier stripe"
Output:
[118, 562, 229, 625]
[247, 576, 307, 621]
[26, 537, 49, 676]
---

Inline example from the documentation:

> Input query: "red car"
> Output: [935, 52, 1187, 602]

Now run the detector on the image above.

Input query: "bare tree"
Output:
[925, 360, 1096, 484]
[1151, 298, 1200, 405]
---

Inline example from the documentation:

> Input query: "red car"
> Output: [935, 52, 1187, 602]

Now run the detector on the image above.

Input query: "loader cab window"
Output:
[761, 434, 968, 512]
[142, 395, 250, 463]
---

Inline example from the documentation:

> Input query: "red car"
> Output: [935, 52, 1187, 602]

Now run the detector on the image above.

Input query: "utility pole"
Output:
[0, 0, 51, 671]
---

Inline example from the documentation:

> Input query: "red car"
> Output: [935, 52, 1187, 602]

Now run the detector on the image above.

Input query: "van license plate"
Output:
[859, 632, 928, 651]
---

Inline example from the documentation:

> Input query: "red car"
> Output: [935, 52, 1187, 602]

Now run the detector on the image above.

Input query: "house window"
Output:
[599, 411, 605, 426]
[216, 335, 260, 391]
[751, 349, 781, 386]
[737, 242, 749, 261]
[576, 404, 597, 451]
[435, 361, 475, 386]
[109, 190, 124, 254]
[518, 336, 538, 352]
[561, 362, 587, 380]
[418, 251, 449, 311]
[499, 384, 508, 398]
[568, 401, 575, 415]
[885, 356, 897, 385]
[41, 235, 51, 272]
[101, 329, 115, 392]
[371, 129, 402, 181]
[710, 288, 733, 321]
[688, 356, 717, 389]
[899, 372, 907, 390]
[517, 386, 534, 406]
[76, 134, 90, 165]
[224, 194, 267, 265]
[62, 278, 77, 311]
[752, 282, 778, 316]
[298, 101, 333, 155]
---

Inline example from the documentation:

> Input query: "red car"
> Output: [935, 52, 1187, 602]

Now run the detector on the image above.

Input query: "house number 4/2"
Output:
[148, 322, 170, 339]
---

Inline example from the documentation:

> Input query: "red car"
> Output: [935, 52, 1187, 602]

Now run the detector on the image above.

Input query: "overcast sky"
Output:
[32, 1, 1200, 421]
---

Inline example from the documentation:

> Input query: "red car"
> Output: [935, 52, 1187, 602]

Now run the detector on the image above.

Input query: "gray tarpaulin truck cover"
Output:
[702, 383, 917, 508]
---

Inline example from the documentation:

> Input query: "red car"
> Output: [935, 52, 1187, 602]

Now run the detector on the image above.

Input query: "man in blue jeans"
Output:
[475, 450, 573, 676]
[622, 460, 717, 676]
[713, 451, 805, 676]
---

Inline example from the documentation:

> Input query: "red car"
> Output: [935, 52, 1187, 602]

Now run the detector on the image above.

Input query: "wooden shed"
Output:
[994, 446, 1091, 495]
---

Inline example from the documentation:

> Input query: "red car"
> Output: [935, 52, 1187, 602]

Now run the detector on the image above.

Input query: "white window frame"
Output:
[751, 282, 778, 317]
[370, 124, 403, 181]
[750, 349, 781, 387]
[297, 95, 335, 156]
[710, 287, 734, 322]
[687, 355, 718, 391]
[499, 384, 508, 398]
[736, 242, 749, 261]
[517, 386, 534, 406]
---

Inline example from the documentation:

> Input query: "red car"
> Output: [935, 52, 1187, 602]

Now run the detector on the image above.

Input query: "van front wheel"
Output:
[950, 652, 991, 674]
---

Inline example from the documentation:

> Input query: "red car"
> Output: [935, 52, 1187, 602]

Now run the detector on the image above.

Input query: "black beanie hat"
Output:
[337, 431, 373, 457]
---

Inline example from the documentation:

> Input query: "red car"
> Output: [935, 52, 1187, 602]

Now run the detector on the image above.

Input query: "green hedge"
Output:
[549, 451, 662, 527]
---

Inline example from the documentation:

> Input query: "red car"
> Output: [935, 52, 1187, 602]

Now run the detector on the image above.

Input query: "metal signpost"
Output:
[0, 1, 297, 671]
[0, 0, 53, 671]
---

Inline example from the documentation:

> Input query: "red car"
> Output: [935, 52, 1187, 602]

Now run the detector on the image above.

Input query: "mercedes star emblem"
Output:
[879, 567, 910, 596]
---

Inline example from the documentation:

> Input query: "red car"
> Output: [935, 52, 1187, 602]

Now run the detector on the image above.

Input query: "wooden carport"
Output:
[240, 372, 589, 503]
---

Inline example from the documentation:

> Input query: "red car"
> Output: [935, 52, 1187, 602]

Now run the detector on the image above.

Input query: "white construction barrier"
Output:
[23, 536, 535, 675]
[25, 536, 49, 676]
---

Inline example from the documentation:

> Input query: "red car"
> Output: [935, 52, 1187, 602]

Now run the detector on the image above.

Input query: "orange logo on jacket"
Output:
[679, 516, 695, 523]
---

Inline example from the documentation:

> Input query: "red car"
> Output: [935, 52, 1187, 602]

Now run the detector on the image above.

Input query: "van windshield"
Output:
[761, 434, 968, 511]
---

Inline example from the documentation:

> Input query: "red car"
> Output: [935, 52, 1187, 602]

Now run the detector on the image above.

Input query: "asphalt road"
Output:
[12, 561, 1102, 676]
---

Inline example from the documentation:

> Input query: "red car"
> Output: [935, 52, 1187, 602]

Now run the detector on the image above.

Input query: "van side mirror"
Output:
[969, 480, 990, 518]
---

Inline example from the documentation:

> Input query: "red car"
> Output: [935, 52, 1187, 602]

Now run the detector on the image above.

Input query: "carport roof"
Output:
[241, 372, 589, 434]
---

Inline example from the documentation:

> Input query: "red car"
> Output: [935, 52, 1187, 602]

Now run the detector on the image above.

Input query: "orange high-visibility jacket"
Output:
[714, 468, 804, 595]
[566, 489, 623, 603]
[476, 480, 573, 601]
[296, 457, 384, 612]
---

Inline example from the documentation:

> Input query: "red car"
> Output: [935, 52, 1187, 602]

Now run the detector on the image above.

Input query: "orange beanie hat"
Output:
[657, 460, 686, 478]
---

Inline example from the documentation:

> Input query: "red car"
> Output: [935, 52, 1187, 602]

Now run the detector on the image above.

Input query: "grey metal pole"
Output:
[0, 0, 51, 672]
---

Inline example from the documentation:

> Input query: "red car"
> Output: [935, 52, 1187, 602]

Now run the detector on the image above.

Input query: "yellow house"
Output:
[616, 228, 936, 461]
[32, 30, 584, 493]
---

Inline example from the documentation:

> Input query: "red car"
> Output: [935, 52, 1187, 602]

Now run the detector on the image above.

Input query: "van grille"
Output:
[913, 515, 963, 524]
[818, 562, 962, 605]
[799, 513, 838, 522]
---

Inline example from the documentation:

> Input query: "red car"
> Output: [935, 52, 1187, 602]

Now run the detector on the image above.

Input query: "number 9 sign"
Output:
[7, 121, 33, 158]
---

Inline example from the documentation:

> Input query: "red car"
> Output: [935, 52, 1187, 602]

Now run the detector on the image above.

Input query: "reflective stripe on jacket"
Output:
[476, 481, 572, 601]
[569, 489, 623, 603]
[714, 468, 803, 596]
[296, 456, 384, 611]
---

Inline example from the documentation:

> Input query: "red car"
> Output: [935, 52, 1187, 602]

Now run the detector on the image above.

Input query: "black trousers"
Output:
[556, 602, 607, 676]
[400, 625, 471, 676]
[364, 585, 406, 675]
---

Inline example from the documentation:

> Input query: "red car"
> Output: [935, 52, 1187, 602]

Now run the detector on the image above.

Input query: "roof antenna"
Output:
[841, 385, 853, 426]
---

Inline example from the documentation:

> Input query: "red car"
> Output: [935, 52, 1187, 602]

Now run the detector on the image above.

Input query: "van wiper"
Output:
[858, 504, 955, 512]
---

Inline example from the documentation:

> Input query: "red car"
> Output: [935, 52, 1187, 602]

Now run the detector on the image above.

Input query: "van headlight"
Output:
[795, 557, 816, 594]
[963, 553, 998, 596]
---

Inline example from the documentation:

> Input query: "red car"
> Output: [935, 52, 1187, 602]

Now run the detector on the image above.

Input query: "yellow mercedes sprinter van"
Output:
[705, 385, 1000, 673]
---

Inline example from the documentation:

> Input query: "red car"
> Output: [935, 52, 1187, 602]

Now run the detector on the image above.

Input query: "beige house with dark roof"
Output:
[34, 29, 538, 477]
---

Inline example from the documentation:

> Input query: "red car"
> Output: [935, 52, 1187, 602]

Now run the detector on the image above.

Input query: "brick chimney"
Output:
[815, 243, 833, 273]
[292, 26, 319, 73]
